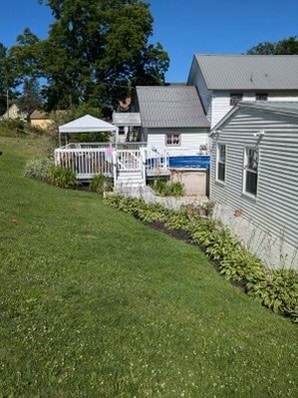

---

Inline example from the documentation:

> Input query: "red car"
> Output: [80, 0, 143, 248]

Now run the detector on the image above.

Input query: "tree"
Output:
[247, 36, 298, 55]
[16, 78, 42, 117]
[37, 0, 169, 110]
[0, 43, 20, 115]
[0, 43, 8, 114]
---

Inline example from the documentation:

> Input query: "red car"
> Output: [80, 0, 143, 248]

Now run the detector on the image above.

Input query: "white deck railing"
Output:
[54, 145, 209, 181]
[54, 147, 113, 179]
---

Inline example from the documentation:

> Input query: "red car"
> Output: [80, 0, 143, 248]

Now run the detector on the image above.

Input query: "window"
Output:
[243, 147, 258, 196]
[118, 127, 125, 135]
[216, 144, 226, 182]
[230, 93, 243, 106]
[166, 133, 180, 146]
[256, 92, 268, 101]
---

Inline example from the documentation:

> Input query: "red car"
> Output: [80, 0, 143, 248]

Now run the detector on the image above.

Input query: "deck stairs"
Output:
[114, 149, 145, 191]
[115, 170, 145, 191]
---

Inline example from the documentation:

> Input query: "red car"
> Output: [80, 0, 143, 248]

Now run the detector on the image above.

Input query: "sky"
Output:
[0, 0, 297, 82]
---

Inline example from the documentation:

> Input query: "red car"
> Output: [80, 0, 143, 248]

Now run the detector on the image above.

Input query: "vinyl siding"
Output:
[187, 59, 212, 119]
[147, 128, 209, 152]
[210, 108, 298, 255]
[210, 90, 298, 128]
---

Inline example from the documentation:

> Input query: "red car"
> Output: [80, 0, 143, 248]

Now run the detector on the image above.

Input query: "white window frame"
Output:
[243, 146, 259, 197]
[165, 133, 181, 146]
[216, 143, 226, 183]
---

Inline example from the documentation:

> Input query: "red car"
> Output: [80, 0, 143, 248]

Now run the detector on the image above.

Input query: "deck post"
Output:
[112, 150, 118, 188]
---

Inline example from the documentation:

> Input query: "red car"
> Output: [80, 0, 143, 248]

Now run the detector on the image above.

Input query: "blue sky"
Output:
[0, 0, 297, 82]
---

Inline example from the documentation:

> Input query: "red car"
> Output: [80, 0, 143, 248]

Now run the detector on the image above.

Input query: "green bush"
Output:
[220, 248, 265, 283]
[247, 269, 298, 320]
[151, 179, 185, 197]
[90, 174, 113, 195]
[48, 166, 77, 189]
[24, 158, 54, 182]
[0, 119, 26, 137]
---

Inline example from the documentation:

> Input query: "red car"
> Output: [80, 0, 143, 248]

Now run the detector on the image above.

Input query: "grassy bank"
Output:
[0, 136, 297, 397]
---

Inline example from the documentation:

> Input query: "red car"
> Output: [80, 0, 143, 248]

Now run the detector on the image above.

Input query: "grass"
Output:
[0, 136, 297, 397]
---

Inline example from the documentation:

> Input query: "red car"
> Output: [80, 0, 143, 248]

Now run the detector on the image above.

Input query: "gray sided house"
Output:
[136, 85, 210, 195]
[210, 102, 298, 269]
[187, 54, 298, 128]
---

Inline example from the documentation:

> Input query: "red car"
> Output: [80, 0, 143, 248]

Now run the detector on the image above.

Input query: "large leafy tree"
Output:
[0, 43, 20, 114]
[37, 0, 169, 110]
[247, 36, 298, 55]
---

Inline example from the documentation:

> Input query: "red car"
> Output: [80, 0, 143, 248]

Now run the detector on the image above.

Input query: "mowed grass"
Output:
[0, 136, 297, 398]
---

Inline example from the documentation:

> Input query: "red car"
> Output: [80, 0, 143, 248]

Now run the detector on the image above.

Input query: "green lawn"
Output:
[0, 136, 297, 397]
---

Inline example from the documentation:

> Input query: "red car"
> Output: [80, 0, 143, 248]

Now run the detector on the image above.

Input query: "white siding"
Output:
[210, 108, 298, 268]
[147, 128, 209, 154]
[187, 59, 212, 119]
[210, 90, 298, 128]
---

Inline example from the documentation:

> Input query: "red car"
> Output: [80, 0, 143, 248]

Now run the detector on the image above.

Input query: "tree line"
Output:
[0, 0, 169, 117]
[0, 0, 297, 118]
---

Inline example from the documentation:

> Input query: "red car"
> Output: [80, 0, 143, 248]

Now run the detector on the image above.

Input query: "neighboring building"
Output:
[137, 85, 210, 195]
[137, 85, 210, 153]
[112, 112, 142, 143]
[210, 101, 298, 269]
[1, 104, 27, 121]
[187, 54, 298, 127]
[30, 110, 54, 130]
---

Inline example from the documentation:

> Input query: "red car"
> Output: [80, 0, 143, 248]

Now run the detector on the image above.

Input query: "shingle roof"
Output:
[136, 86, 210, 128]
[193, 54, 298, 90]
[30, 110, 50, 119]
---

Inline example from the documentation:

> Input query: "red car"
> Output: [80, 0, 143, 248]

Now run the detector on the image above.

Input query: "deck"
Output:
[54, 143, 210, 184]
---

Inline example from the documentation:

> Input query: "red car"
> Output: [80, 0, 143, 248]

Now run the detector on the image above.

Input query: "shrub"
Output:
[90, 174, 113, 195]
[220, 248, 265, 283]
[247, 269, 298, 320]
[151, 179, 185, 197]
[0, 119, 26, 137]
[48, 166, 77, 189]
[24, 158, 54, 182]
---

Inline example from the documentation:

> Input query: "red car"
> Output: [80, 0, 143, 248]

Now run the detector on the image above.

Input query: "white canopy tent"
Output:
[58, 114, 118, 146]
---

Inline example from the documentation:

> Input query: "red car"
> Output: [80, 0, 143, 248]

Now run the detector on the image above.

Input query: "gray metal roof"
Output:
[112, 112, 141, 126]
[239, 101, 298, 116]
[136, 86, 210, 128]
[212, 101, 298, 131]
[194, 54, 298, 90]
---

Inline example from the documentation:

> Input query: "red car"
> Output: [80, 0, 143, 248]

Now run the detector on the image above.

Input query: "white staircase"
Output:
[115, 170, 145, 191]
[113, 149, 146, 191]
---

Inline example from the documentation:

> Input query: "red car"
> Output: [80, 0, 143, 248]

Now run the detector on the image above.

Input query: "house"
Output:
[187, 54, 298, 127]
[136, 85, 210, 195]
[30, 110, 55, 130]
[209, 101, 298, 269]
[1, 104, 27, 121]
[112, 112, 142, 144]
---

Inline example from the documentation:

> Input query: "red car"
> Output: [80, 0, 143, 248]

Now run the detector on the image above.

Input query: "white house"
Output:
[136, 85, 210, 195]
[1, 104, 27, 121]
[209, 101, 298, 269]
[187, 54, 298, 128]
[112, 112, 142, 144]
[136, 85, 210, 152]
